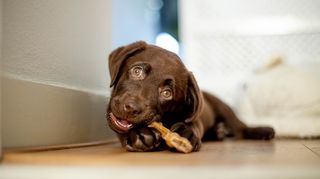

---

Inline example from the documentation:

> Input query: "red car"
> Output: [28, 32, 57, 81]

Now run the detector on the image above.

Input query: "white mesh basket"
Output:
[180, 0, 320, 106]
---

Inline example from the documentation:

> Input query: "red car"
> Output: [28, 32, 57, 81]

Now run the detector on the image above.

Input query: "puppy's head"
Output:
[107, 41, 202, 133]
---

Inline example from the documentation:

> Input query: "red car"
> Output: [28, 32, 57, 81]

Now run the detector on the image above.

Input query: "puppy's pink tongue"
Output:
[110, 113, 133, 132]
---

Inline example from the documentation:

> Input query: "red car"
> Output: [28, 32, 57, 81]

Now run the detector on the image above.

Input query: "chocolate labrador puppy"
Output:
[107, 41, 275, 152]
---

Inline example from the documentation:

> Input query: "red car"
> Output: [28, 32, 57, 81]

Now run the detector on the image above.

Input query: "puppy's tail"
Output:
[242, 127, 275, 140]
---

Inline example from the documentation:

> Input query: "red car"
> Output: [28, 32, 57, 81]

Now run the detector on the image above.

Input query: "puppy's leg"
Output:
[203, 92, 275, 140]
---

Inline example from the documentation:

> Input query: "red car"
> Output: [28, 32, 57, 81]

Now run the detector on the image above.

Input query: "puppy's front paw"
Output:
[125, 127, 162, 152]
[170, 122, 202, 152]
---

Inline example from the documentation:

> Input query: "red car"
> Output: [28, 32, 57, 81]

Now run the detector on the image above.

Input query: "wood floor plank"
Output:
[302, 140, 320, 157]
[3, 139, 320, 166]
[2, 139, 320, 179]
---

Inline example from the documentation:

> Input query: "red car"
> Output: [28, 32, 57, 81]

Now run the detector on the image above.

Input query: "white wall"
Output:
[2, 0, 114, 147]
[3, 0, 111, 93]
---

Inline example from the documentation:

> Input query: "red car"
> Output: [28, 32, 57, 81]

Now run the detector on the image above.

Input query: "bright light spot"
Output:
[155, 32, 180, 54]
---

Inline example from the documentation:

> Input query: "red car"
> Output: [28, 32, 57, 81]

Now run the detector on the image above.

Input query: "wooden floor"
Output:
[1, 139, 320, 179]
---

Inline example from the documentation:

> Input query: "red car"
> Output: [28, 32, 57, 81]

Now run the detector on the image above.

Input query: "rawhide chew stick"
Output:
[148, 122, 193, 153]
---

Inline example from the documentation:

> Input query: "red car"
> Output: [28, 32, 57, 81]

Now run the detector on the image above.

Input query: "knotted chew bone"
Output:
[148, 122, 193, 153]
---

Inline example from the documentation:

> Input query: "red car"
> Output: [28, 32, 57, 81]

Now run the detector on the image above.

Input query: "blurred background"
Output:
[1, 0, 320, 149]
[112, 0, 320, 138]
[112, 0, 320, 102]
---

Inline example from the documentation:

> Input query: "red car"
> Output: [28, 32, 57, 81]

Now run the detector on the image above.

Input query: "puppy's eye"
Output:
[130, 66, 145, 80]
[160, 89, 173, 100]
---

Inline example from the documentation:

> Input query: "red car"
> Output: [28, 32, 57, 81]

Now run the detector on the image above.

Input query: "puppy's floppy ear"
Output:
[108, 41, 147, 87]
[184, 72, 203, 123]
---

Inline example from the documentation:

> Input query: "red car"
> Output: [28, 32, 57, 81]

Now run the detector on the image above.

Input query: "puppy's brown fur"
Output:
[107, 41, 274, 152]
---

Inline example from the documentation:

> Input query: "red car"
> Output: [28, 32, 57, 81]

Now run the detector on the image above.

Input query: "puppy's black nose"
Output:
[123, 102, 142, 116]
